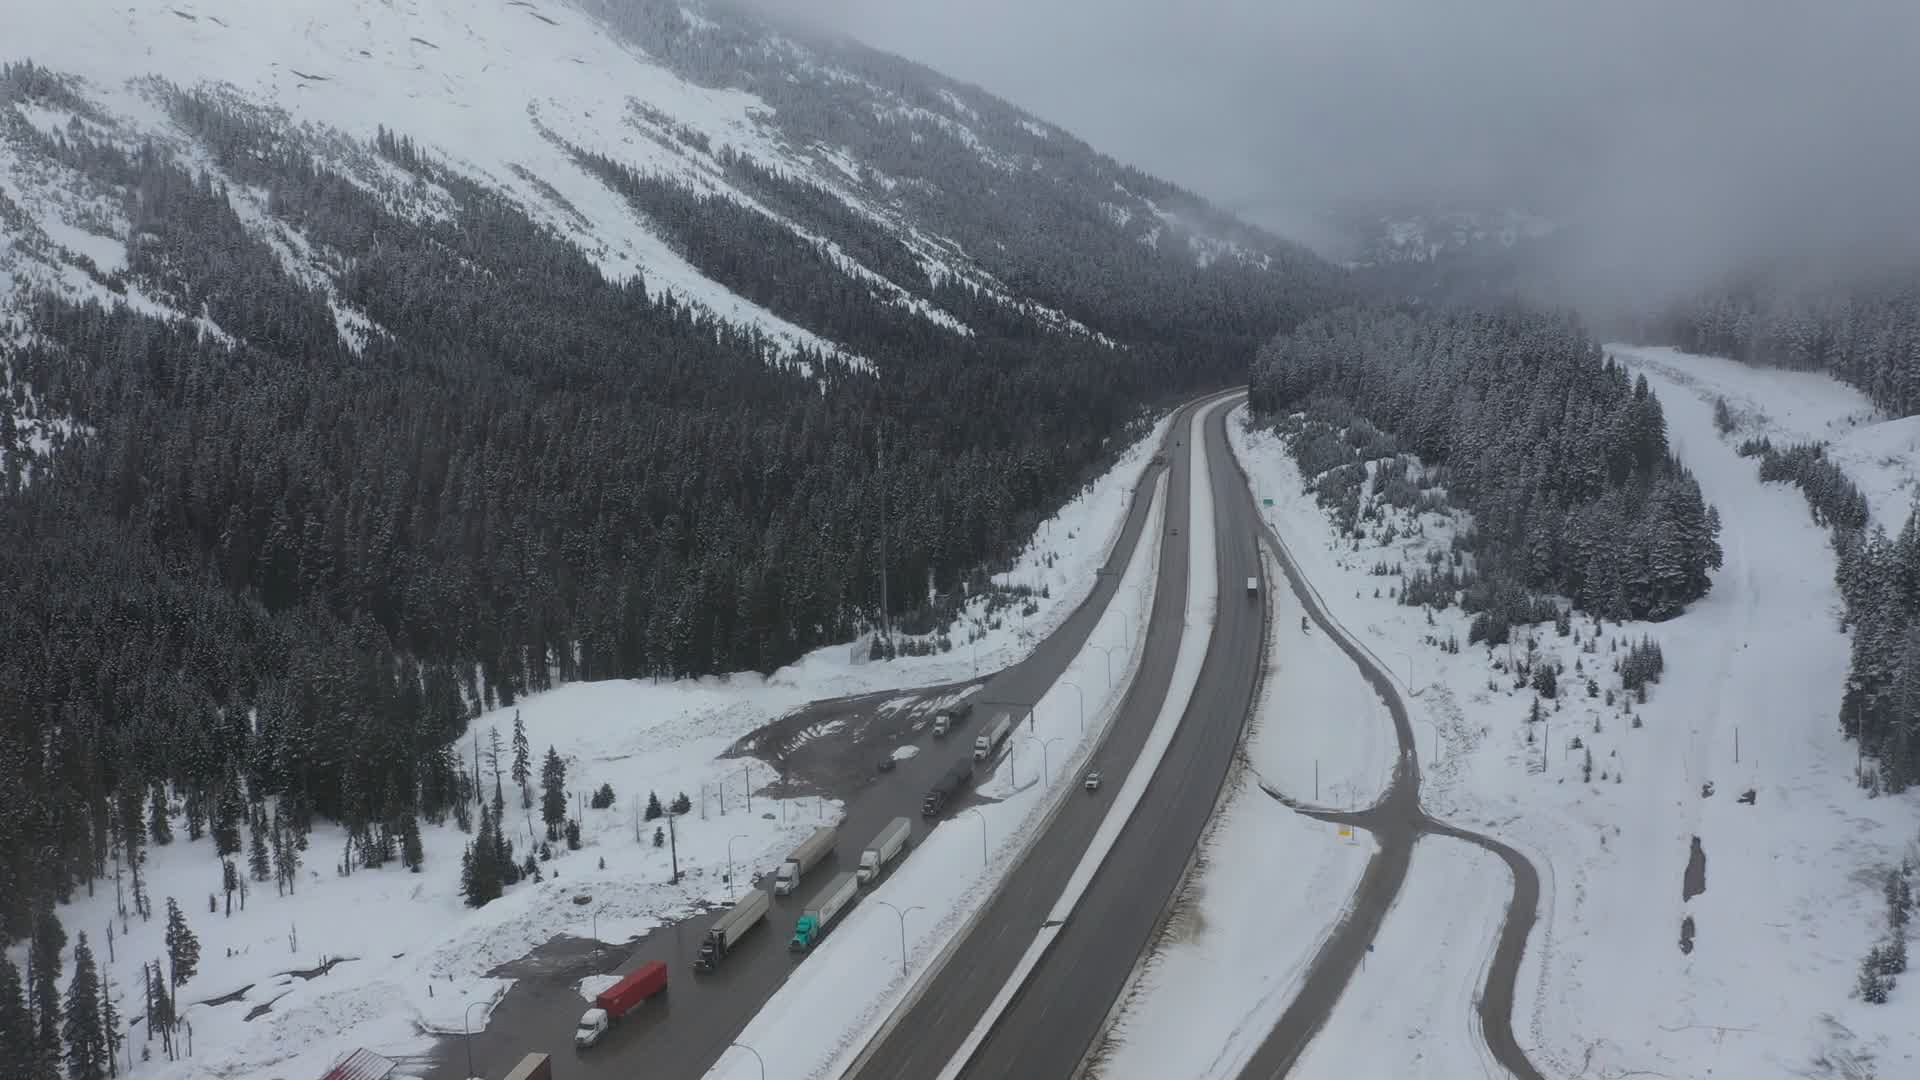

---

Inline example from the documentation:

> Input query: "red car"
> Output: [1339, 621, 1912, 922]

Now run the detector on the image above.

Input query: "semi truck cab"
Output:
[575, 1009, 610, 1048]
[790, 914, 821, 950]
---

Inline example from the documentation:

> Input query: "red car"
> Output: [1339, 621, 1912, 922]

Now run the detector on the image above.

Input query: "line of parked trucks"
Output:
[571, 700, 1017, 1051]
[575, 814, 920, 1047]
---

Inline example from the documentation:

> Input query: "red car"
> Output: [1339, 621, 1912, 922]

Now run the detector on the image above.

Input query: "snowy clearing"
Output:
[1292, 838, 1508, 1080]
[1616, 345, 1914, 529]
[1229, 341, 1920, 1080]
[6, 405, 1175, 1080]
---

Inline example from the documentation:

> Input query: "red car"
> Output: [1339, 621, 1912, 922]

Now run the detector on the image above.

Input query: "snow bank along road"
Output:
[1231, 404, 1546, 1080]
[846, 394, 1259, 1079]
[436, 389, 1235, 1080]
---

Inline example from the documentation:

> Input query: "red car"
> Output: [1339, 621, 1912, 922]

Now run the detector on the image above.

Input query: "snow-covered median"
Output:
[707, 465, 1169, 1080]
[1292, 839, 1509, 1080]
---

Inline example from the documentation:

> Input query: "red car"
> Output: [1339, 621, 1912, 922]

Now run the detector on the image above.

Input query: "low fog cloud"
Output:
[743, 0, 1920, 295]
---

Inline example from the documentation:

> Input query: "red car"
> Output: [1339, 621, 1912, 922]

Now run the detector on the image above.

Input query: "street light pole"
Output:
[962, 808, 988, 867]
[873, 900, 924, 976]
[1090, 645, 1118, 688]
[742, 762, 753, 815]
[1059, 681, 1085, 733]
[726, 834, 750, 900]
[463, 1000, 486, 1079]
[724, 1042, 767, 1080]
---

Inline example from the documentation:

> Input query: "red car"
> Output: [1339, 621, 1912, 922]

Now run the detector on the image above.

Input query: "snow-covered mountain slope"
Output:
[0, 0, 1335, 369]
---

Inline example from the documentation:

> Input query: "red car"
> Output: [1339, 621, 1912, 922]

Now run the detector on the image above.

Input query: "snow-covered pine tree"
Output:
[511, 711, 531, 809]
[162, 899, 198, 994]
[0, 957, 30, 1076]
[213, 779, 244, 859]
[401, 816, 424, 872]
[487, 726, 505, 796]
[540, 747, 567, 841]
[1859, 951, 1892, 1003]
[98, 973, 119, 1079]
[247, 813, 271, 882]
[30, 906, 67, 1068]
[146, 961, 174, 1056]
[491, 804, 517, 886]
[62, 932, 106, 1080]
[148, 786, 171, 846]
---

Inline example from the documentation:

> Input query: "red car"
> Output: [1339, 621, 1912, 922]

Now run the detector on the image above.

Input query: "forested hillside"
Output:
[0, 8, 1344, 941]
[1249, 306, 1723, 633]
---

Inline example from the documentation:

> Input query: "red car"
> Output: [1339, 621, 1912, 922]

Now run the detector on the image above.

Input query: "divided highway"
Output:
[434, 389, 1235, 1080]
[847, 394, 1266, 1080]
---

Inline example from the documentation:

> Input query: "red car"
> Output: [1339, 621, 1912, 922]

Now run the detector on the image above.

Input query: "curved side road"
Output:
[1228, 405, 1545, 1080]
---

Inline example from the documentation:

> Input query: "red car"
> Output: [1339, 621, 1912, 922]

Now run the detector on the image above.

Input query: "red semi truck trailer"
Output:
[574, 960, 667, 1048]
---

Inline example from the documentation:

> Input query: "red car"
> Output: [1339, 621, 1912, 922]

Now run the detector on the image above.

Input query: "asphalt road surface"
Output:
[848, 393, 1264, 1080]
[1232, 409, 1545, 1080]
[428, 388, 1236, 1080]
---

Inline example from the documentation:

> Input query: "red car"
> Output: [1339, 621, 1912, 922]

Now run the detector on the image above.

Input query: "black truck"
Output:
[921, 759, 974, 817]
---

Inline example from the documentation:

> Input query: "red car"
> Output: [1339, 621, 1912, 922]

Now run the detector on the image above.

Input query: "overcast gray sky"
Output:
[746, 0, 1920, 286]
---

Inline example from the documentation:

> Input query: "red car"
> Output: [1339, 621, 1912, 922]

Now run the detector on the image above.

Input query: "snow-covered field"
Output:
[1094, 532, 1386, 1080]
[1226, 338, 1920, 1080]
[1248, 544, 1398, 811]
[708, 406, 1189, 1080]
[1095, 786, 1374, 1080]
[4, 406, 1172, 1080]
[1292, 839, 1509, 1080]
